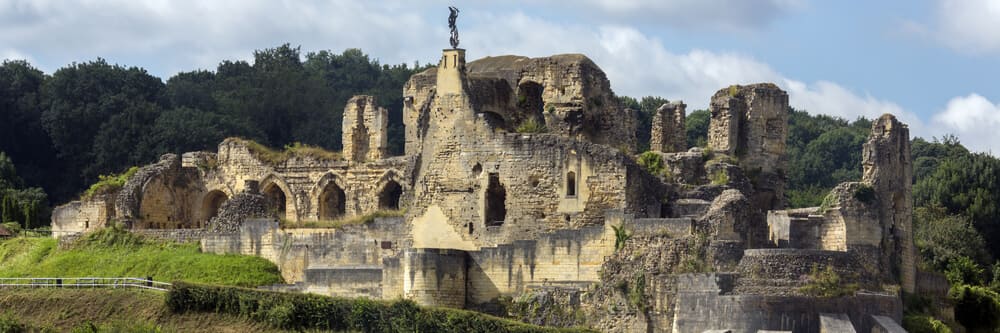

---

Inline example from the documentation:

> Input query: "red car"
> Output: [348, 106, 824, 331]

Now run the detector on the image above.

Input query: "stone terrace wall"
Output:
[202, 217, 408, 284]
[672, 292, 902, 333]
[466, 222, 616, 305]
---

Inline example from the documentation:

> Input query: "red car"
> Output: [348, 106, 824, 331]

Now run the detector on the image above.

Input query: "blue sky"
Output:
[2, 0, 998, 153]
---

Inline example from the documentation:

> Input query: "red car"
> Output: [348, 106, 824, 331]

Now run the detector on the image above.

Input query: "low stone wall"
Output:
[632, 218, 692, 237]
[737, 249, 859, 282]
[302, 266, 384, 299]
[671, 292, 902, 333]
[132, 229, 212, 243]
[403, 248, 468, 308]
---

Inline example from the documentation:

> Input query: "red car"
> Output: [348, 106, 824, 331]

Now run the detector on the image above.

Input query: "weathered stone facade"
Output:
[651, 101, 686, 153]
[708, 84, 789, 210]
[50, 39, 918, 332]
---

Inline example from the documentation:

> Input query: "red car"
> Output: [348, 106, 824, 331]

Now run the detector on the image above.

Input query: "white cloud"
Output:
[929, 94, 1000, 154]
[904, 0, 1000, 54]
[0, 48, 31, 63]
[529, 0, 804, 32]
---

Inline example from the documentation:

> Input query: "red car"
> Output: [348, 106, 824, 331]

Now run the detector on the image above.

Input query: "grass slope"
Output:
[0, 229, 283, 287]
[0, 289, 282, 332]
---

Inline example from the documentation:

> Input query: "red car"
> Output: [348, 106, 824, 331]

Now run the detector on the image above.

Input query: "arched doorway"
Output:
[318, 182, 346, 220]
[262, 183, 287, 219]
[378, 181, 403, 210]
[200, 190, 228, 227]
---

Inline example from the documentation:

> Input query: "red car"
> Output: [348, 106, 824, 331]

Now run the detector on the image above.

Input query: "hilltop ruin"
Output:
[50, 43, 932, 332]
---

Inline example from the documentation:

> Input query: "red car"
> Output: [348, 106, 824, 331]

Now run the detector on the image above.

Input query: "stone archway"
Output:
[200, 190, 228, 227]
[378, 180, 403, 210]
[318, 182, 347, 220]
[262, 182, 288, 219]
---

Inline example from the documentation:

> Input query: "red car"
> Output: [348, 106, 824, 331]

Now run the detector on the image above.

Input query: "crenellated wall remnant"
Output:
[650, 101, 686, 153]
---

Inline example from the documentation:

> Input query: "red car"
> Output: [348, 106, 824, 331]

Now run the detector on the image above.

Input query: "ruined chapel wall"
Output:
[51, 195, 114, 238]
[465, 223, 616, 305]
[343, 95, 389, 163]
[651, 101, 686, 153]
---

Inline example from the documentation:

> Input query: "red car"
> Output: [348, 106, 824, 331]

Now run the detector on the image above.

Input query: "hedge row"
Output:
[165, 282, 594, 333]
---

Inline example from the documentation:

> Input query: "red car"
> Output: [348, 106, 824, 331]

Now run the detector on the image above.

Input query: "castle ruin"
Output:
[49, 34, 930, 333]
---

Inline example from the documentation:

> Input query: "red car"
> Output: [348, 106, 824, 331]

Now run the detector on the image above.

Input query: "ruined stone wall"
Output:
[50, 195, 114, 238]
[403, 248, 468, 308]
[861, 114, 915, 293]
[651, 101, 686, 153]
[409, 130, 662, 250]
[466, 222, 616, 305]
[343, 95, 389, 163]
[671, 292, 901, 333]
[201, 217, 408, 284]
[403, 54, 637, 155]
[707, 84, 789, 210]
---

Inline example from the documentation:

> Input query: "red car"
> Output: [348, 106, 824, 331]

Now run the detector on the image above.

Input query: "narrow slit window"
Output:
[566, 171, 577, 197]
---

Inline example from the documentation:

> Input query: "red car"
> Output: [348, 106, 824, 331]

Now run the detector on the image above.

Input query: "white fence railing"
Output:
[0, 277, 171, 291]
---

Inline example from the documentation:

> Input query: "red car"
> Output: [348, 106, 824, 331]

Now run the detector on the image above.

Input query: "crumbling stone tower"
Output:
[862, 114, 916, 293]
[650, 101, 686, 153]
[343, 95, 389, 163]
[708, 83, 789, 210]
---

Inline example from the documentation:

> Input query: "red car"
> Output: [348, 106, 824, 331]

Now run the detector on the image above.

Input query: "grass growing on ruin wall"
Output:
[0, 229, 283, 287]
[280, 209, 404, 229]
[82, 166, 138, 199]
[232, 138, 342, 164]
[167, 281, 595, 333]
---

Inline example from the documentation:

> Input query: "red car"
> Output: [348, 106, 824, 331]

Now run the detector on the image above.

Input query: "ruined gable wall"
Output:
[51, 195, 114, 237]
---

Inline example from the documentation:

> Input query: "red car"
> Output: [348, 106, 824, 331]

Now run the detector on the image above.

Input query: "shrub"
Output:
[853, 184, 875, 203]
[709, 170, 729, 185]
[612, 224, 631, 251]
[83, 166, 138, 199]
[637, 151, 665, 177]
[945, 256, 984, 286]
[950, 285, 1000, 333]
[235, 138, 342, 165]
[799, 265, 858, 297]
[903, 315, 953, 333]
[166, 282, 593, 332]
[516, 118, 548, 134]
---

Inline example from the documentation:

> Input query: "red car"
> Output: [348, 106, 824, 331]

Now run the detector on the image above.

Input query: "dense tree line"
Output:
[0, 45, 428, 208]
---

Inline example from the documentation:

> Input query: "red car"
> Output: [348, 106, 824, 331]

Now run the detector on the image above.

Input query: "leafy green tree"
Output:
[685, 109, 709, 148]
[149, 107, 260, 154]
[0, 153, 49, 229]
[40, 58, 164, 187]
[0, 60, 65, 200]
[915, 205, 991, 271]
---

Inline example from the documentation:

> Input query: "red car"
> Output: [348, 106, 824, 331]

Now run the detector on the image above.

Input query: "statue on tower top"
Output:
[448, 6, 460, 49]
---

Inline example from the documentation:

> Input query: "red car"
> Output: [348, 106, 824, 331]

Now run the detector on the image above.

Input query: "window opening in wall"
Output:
[202, 190, 229, 224]
[566, 171, 577, 197]
[379, 181, 403, 210]
[468, 222, 474, 234]
[318, 182, 346, 220]
[485, 173, 507, 227]
[263, 183, 287, 219]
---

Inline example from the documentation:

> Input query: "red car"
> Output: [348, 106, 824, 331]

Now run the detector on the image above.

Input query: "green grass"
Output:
[83, 166, 138, 199]
[230, 137, 342, 165]
[0, 229, 283, 287]
[280, 209, 404, 229]
[515, 118, 548, 134]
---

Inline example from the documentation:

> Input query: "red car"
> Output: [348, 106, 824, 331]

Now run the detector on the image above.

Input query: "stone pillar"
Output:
[707, 84, 789, 210]
[651, 101, 686, 153]
[342, 95, 389, 163]
[862, 114, 915, 293]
